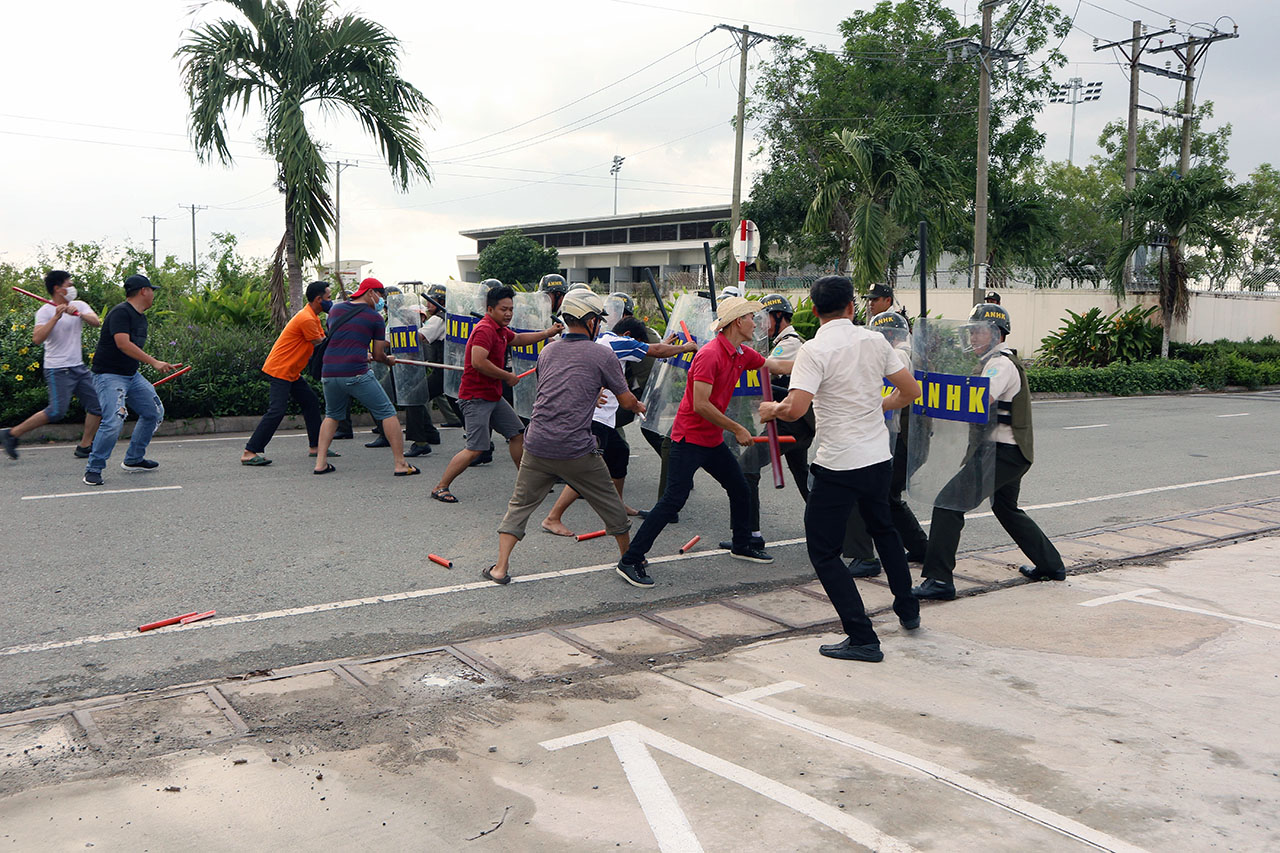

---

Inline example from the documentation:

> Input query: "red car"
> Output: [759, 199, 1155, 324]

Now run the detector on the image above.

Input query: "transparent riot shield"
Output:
[906, 317, 997, 511]
[386, 288, 430, 406]
[444, 282, 487, 399]
[604, 294, 629, 332]
[726, 307, 772, 471]
[639, 292, 715, 436]
[370, 360, 394, 402]
[509, 290, 552, 418]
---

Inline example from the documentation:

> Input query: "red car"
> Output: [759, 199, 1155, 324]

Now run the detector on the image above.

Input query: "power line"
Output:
[602, 0, 842, 38]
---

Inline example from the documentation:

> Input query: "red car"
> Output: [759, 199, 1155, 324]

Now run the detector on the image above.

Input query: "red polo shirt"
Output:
[671, 332, 764, 447]
[459, 315, 516, 402]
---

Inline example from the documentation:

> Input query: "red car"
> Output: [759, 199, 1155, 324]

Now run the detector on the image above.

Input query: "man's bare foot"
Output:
[625, 505, 641, 517]
[540, 518, 574, 537]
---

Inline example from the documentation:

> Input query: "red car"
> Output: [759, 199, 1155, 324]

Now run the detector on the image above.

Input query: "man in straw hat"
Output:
[614, 296, 793, 588]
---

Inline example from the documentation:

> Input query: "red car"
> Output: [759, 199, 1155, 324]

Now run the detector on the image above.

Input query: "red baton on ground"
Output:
[759, 366, 785, 489]
[428, 554, 453, 568]
[679, 535, 701, 554]
[138, 611, 199, 632]
[11, 286, 80, 316]
[751, 435, 796, 444]
[576, 529, 607, 542]
[180, 610, 216, 624]
[152, 365, 191, 387]
[515, 366, 537, 380]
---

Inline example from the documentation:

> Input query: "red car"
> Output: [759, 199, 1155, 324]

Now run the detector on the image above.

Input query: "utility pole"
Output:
[333, 160, 357, 296]
[1149, 27, 1238, 177]
[178, 204, 206, 287]
[714, 24, 780, 233]
[1048, 77, 1103, 165]
[610, 155, 625, 215]
[972, 1, 994, 306]
[142, 215, 166, 267]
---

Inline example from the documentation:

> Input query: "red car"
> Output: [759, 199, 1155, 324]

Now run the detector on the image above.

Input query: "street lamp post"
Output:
[610, 155, 624, 215]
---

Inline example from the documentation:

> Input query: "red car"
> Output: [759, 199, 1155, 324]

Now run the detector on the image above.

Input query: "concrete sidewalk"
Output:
[2, 500, 1278, 850]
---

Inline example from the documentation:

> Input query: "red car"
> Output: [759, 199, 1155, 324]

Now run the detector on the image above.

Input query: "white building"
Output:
[456, 204, 730, 287]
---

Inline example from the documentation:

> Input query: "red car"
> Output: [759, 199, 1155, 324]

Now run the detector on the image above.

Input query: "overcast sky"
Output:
[0, 0, 1268, 284]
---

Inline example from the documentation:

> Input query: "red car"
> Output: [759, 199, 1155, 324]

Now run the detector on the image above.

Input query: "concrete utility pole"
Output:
[972, 1, 993, 307]
[333, 160, 357, 296]
[714, 24, 780, 234]
[142, 215, 166, 267]
[178, 205, 206, 286]
[1148, 27, 1238, 177]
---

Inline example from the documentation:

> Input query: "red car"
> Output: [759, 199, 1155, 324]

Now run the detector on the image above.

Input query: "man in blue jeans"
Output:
[311, 277, 417, 477]
[759, 276, 922, 662]
[83, 274, 177, 486]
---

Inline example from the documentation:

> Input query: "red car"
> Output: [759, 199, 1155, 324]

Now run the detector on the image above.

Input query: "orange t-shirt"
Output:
[261, 304, 325, 381]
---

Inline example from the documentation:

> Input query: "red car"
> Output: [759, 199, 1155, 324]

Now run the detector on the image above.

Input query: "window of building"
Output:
[586, 268, 612, 285]
[632, 266, 659, 284]
[585, 228, 629, 246]
[630, 224, 679, 243]
[679, 221, 717, 240]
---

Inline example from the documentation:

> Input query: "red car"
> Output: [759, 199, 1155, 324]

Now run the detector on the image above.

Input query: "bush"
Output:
[1169, 336, 1280, 364]
[1038, 305, 1161, 367]
[1028, 360, 1198, 395]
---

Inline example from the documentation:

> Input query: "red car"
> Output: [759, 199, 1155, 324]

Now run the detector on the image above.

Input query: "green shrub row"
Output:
[1029, 355, 1280, 395]
[1169, 336, 1280, 364]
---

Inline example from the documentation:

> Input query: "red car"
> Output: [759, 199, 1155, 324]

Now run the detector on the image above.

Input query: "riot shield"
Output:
[444, 282, 487, 399]
[370, 360, 394, 402]
[604, 294, 629, 331]
[639, 292, 715, 436]
[906, 317, 997, 511]
[725, 306, 772, 471]
[510, 290, 552, 418]
[387, 288, 430, 406]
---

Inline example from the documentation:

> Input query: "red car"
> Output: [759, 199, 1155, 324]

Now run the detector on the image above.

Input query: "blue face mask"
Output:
[321, 299, 334, 313]
[374, 297, 386, 313]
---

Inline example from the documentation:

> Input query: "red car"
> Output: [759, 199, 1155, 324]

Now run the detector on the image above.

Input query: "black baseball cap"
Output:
[124, 274, 158, 294]
[867, 283, 894, 299]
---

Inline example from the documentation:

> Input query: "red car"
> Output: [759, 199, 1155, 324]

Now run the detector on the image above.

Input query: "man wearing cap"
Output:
[239, 280, 332, 466]
[484, 292, 646, 583]
[81, 274, 177, 486]
[615, 296, 793, 587]
[431, 285, 563, 503]
[759, 275, 922, 662]
[985, 290, 1001, 305]
[311, 277, 418, 477]
[866, 282, 894, 318]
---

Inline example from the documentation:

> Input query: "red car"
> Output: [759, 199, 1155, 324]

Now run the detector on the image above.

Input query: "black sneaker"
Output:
[121, 459, 159, 472]
[0, 429, 17, 460]
[616, 561, 654, 588]
[847, 558, 882, 578]
[730, 546, 774, 564]
[83, 470, 104, 486]
[73, 445, 92, 459]
[720, 535, 765, 551]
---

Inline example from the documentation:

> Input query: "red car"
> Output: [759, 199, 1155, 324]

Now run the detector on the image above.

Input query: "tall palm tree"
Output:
[177, 0, 434, 323]
[804, 122, 959, 290]
[984, 178, 1061, 288]
[1107, 167, 1244, 357]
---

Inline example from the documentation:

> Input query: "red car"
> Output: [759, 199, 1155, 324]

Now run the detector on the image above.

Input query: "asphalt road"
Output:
[2, 389, 1277, 711]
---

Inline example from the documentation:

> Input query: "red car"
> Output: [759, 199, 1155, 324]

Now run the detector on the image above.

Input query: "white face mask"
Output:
[64, 285, 78, 302]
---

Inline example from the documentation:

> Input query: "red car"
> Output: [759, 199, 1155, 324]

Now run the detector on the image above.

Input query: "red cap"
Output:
[350, 277, 385, 299]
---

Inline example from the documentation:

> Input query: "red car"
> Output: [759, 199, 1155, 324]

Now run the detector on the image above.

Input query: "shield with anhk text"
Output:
[386, 286, 430, 406]
[510, 289, 553, 419]
[443, 282, 487, 400]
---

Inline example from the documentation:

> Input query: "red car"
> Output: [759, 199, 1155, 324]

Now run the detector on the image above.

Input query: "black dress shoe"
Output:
[365, 435, 391, 448]
[911, 578, 956, 601]
[333, 432, 354, 440]
[818, 638, 884, 662]
[847, 558, 882, 578]
[405, 443, 432, 457]
[899, 615, 921, 630]
[425, 433, 442, 445]
[1019, 564, 1066, 582]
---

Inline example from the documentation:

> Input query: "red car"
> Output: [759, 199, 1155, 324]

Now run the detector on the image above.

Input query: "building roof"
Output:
[459, 204, 731, 239]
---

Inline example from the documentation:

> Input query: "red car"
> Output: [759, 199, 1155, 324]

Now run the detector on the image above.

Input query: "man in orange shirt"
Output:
[239, 281, 331, 466]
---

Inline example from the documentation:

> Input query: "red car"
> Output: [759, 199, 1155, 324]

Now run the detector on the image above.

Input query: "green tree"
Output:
[1107, 167, 1245, 357]
[983, 177, 1061, 286]
[1097, 101, 1232, 178]
[1037, 159, 1123, 282]
[177, 0, 435, 325]
[1239, 163, 1280, 289]
[476, 231, 560, 286]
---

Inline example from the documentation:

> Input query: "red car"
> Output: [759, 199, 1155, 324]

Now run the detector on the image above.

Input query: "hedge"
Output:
[1029, 356, 1280, 395]
[1169, 336, 1280, 364]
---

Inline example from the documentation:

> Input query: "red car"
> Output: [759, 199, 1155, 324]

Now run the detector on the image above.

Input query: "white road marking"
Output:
[721, 683, 1149, 853]
[541, 720, 914, 853]
[1079, 588, 1280, 630]
[1217, 413, 1250, 418]
[1063, 423, 1108, 430]
[21, 485, 183, 501]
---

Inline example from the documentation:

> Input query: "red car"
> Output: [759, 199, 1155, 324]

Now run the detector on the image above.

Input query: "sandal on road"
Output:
[431, 488, 458, 503]
[482, 565, 511, 585]
[313, 463, 336, 475]
[395, 464, 421, 477]
[241, 455, 272, 467]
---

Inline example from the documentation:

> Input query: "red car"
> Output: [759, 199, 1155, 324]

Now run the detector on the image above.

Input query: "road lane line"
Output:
[1080, 589, 1280, 630]
[21, 485, 183, 501]
[1063, 424, 1108, 430]
[1217, 413, 1250, 418]
[722, 683, 1150, 853]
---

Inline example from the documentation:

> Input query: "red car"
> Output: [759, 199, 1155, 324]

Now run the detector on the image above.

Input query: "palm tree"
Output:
[177, 0, 434, 324]
[1107, 167, 1244, 357]
[984, 178, 1061, 288]
[804, 121, 959, 290]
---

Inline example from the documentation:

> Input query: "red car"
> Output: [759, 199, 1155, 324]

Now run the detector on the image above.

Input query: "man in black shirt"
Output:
[83, 275, 176, 486]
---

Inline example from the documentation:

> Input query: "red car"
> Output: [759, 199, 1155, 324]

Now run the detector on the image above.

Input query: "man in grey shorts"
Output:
[431, 284, 562, 503]
[481, 291, 645, 583]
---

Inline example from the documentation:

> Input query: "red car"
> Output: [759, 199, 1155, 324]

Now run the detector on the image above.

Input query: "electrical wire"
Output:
[601, 0, 843, 38]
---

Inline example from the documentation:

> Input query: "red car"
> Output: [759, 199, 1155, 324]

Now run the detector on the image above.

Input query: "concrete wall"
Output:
[1182, 292, 1280, 343]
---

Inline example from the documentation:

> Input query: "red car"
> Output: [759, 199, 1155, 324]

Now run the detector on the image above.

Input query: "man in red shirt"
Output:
[431, 285, 562, 503]
[615, 296, 793, 587]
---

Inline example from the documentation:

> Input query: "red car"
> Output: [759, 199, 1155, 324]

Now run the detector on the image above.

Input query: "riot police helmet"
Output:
[968, 302, 1011, 336]
[608, 292, 635, 316]
[870, 310, 910, 343]
[758, 293, 793, 318]
[538, 274, 569, 294]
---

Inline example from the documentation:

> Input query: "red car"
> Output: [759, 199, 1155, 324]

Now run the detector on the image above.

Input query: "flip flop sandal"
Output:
[241, 455, 272, 466]
[431, 488, 458, 503]
[395, 465, 421, 477]
[313, 463, 336, 475]
[308, 451, 341, 458]
[481, 565, 511, 585]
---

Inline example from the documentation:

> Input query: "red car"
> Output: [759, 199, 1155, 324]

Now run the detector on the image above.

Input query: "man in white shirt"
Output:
[759, 276, 921, 663]
[1, 270, 102, 460]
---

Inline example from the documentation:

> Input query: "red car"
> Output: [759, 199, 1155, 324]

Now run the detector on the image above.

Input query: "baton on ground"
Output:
[679, 535, 701, 554]
[152, 364, 191, 387]
[390, 358, 464, 371]
[138, 611, 200, 632]
[180, 610, 216, 625]
[576, 529, 607, 542]
[759, 366, 785, 489]
[428, 554, 453, 569]
[642, 267, 670, 327]
[11, 286, 80, 316]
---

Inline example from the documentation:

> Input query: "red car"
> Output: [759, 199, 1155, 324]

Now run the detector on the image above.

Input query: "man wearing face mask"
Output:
[1, 270, 102, 461]
[239, 280, 333, 466]
[311, 277, 417, 477]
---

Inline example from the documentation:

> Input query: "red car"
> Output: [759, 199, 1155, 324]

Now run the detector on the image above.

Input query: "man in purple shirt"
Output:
[482, 291, 645, 584]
